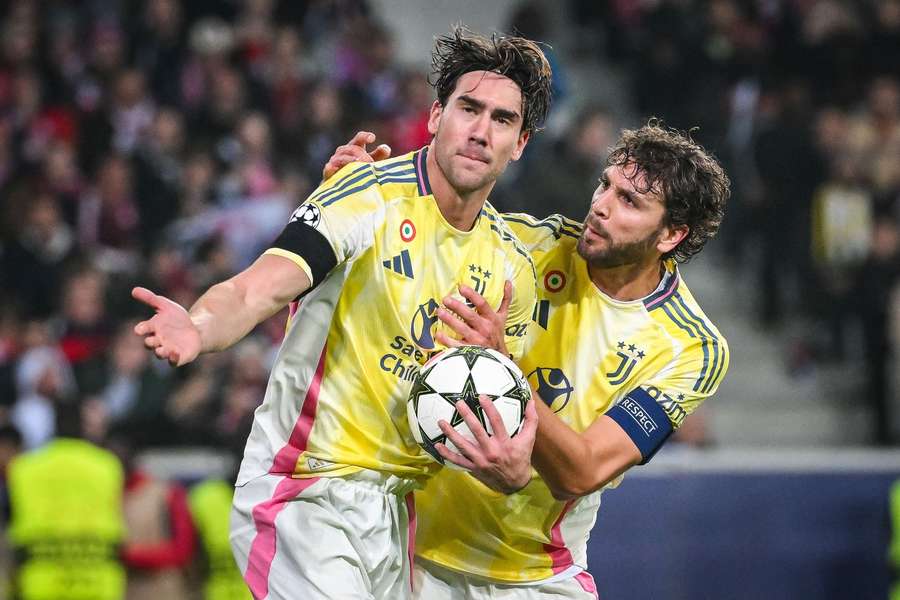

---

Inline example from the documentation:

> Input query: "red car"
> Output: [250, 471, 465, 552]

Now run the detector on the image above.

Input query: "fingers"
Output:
[434, 331, 463, 348]
[134, 319, 154, 336]
[322, 141, 378, 180]
[453, 400, 493, 448]
[153, 344, 181, 366]
[441, 295, 477, 323]
[348, 130, 376, 148]
[457, 284, 494, 317]
[441, 287, 507, 352]
[142, 335, 160, 349]
[435, 412, 486, 469]
[437, 419, 479, 459]
[370, 143, 392, 161]
[436, 307, 478, 343]
[132, 287, 164, 310]
[434, 442, 475, 470]
[479, 395, 510, 441]
[519, 395, 538, 438]
[498, 280, 513, 320]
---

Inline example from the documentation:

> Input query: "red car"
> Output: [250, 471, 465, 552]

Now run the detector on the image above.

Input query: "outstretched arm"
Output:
[133, 254, 310, 366]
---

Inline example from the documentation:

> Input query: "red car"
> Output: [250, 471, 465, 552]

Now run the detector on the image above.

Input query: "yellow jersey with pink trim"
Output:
[415, 212, 728, 582]
[235, 148, 537, 486]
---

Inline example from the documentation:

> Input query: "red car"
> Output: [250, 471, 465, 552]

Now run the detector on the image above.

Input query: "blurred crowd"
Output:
[546, 0, 900, 444]
[0, 1, 446, 597]
[0, 0, 445, 458]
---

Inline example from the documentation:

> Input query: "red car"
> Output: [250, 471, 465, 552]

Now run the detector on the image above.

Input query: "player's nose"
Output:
[590, 191, 610, 219]
[468, 114, 490, 146]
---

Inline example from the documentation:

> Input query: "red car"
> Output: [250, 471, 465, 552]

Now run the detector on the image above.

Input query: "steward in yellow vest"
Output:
[7, 403, 125, 600]
[188, 479, 251, 600]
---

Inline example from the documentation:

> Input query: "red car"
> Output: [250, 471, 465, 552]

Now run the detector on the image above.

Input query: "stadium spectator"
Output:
[7, 401, 126, 600]
[107, 427, 196, 600]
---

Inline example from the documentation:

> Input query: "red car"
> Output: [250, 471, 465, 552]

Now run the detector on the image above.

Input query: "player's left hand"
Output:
[435, 393, 537, 494]
[322, 131, 392, 181]
[435, 281, 512, 356]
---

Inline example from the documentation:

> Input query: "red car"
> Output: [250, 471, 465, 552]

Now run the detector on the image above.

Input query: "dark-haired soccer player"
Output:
[326, 123, 730, 598]
[132, 28, 552, 600]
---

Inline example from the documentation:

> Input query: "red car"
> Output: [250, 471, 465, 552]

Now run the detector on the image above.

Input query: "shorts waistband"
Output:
[342, 468, 422, 496]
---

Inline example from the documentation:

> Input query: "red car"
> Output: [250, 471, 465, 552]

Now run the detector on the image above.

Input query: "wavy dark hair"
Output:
[607, 121, 730, 263]
[429, 26, 553, 135]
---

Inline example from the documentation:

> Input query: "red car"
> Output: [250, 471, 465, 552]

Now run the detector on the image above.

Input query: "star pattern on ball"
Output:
[456, 345, 500, 369]
[443, 373, 495, 430]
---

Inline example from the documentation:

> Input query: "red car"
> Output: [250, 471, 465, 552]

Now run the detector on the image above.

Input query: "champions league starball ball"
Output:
[407, 345, 531, 469]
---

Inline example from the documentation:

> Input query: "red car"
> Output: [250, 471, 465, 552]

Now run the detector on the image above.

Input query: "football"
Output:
[407, 345, 532, 468]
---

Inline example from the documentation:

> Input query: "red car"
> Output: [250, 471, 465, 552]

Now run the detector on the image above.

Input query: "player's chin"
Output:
[454, 172, 497, 196]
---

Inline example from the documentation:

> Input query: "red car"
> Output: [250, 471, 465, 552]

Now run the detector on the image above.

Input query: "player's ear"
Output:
[657, 224, 688, 255]
[510, 130, 530, 162]
[427, 100, 443, 136]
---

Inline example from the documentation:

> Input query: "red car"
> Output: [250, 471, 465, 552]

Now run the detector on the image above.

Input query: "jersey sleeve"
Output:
[265, 161, 384, 286]
[501, 212, 583, 254]
[605, 333, 729, 464]
[501, 247, 538, 361]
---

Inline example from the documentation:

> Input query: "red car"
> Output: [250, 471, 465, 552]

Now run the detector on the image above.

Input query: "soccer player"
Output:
[132, 28, 552, 600]
[325, 123, 730, 598]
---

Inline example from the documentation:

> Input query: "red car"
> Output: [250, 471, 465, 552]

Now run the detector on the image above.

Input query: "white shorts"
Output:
[413, 558, 599, 600]
[230, 469, 419, 600]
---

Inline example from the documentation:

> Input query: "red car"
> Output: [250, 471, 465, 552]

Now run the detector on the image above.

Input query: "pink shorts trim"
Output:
[405, 492, 416, 591]
[543, 499, 576, 574]
[244, 476, 320, 600]
[575, 571, 599, 599]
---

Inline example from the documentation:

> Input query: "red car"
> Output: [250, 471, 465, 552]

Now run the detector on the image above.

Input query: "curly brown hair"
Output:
[429, 26, 553, 135]
[607, 121, 731, 263]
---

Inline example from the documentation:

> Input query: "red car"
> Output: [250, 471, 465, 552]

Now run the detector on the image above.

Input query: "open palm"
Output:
[132, 287, 202, 367]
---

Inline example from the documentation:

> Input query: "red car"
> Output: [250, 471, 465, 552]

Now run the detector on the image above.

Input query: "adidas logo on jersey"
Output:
[382, 249, 414, 279]
[307, 457, 334, 471]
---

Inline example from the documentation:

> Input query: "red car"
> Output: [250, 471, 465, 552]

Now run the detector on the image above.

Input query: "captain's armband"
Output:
[605, 387, 673, 464]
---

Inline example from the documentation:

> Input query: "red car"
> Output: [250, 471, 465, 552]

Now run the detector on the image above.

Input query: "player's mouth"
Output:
[458, 150, 490, 164]
[584, 221, 607, 240]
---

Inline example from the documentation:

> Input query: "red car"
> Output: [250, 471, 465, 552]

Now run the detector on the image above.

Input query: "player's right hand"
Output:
[322, 131, 392, 181]
[435, 393, 537, 494]
[435, 280, 512, 356]
[132, 287, 202, 367]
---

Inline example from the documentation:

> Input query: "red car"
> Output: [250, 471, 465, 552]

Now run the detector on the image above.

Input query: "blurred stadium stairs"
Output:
[682, 250, 872, 447]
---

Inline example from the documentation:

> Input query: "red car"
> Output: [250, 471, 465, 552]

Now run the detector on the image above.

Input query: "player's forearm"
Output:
[189, 278, 283, 353]
[531, 400, 634, 500]
[532, 400, 596, 499]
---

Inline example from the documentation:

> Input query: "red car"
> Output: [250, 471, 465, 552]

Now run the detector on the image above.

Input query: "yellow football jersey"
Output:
[415, 212, 729, 582]
[234, 148, 537, 486]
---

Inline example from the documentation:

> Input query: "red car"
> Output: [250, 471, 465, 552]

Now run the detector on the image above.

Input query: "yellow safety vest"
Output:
[188, 480, 251, 600]
[8, 438, 125, 600]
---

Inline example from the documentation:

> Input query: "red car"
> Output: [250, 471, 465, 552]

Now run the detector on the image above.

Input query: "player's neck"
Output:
[426, 144, 494, 231]
[588, 258, 665, 302]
